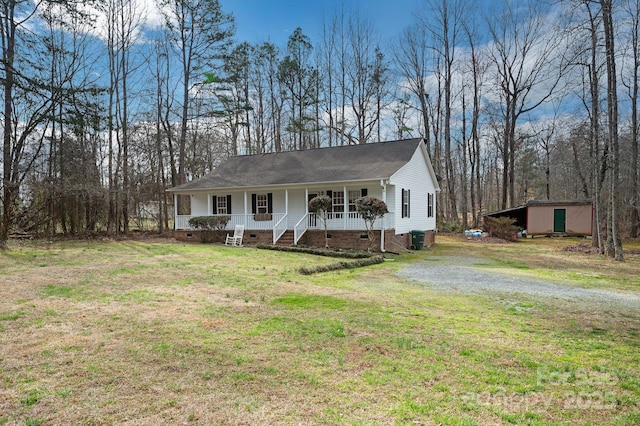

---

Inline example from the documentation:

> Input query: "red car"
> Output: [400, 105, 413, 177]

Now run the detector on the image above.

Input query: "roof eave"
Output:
[166, 177, 391, 193]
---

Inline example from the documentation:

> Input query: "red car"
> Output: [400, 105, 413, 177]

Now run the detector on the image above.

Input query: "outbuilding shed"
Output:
[485, 199, 593, 237]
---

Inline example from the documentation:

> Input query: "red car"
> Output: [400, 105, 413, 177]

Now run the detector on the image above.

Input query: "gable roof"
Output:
[169, 138, 429, 192]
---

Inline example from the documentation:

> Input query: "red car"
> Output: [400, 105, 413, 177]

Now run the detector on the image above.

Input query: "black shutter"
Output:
[361, 188, 368, 197]
[326, 190, 333, 212]
[226, 195, 232, 214]
[212, 196, 218, 214]
[251, 194, 257, 214]
[408, 189, 411, 218]
[267, 193, 273, 213]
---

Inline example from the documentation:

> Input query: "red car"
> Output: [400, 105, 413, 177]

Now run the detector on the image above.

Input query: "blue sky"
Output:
[225, 0, 423, 46]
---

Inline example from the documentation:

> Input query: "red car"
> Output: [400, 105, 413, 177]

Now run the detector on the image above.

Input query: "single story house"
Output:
[168, 138, 441, 251]
[485, 199, 593, 236]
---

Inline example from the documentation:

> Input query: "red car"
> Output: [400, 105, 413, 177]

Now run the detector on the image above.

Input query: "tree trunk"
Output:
[601, 0, 624, 260]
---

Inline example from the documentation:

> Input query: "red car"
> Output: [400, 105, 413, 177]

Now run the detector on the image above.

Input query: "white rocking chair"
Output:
[225, 225, 244, 247]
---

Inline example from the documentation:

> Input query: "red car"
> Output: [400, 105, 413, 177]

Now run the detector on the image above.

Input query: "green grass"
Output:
[0, 236, 638, 424]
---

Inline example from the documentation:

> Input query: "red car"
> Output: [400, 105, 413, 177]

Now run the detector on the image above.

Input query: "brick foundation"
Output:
[174, 229, 274, 244]
[174, 228, 435, 252]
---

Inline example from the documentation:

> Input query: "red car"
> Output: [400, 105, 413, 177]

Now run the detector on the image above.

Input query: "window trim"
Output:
[251, 193, 273, 214]
[332, 190, 345, 214]
[212, 195, 231, 215]
[256, 194, 268, 214]
[402, 188, 411, 218]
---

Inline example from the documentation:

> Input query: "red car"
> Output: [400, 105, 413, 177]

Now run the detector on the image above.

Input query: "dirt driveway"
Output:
[398, 256, 640, 311]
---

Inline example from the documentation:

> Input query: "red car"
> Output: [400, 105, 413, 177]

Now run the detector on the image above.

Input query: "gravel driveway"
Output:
[398, 256, 640, 310]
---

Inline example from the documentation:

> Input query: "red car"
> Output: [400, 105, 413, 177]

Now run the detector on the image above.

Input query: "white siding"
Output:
[389, 145, 437, 233]
[191, 195, 209, 216]
[287, 189, 307, 228]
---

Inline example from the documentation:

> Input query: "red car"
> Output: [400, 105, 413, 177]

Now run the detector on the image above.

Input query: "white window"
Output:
[332, 191, 345, 214]
[256, 194, 268, 214]
[402, 189, 411, 218]
[348, 190, 360, 212]
[217, 196, 227, 215]
[427, 193, 434, 218]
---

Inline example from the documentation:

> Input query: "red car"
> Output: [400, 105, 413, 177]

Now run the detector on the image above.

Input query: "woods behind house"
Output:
[0, 0, 637, 259]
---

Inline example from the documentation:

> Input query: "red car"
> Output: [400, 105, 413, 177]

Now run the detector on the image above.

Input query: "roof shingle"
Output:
[169, 138, 424, 191]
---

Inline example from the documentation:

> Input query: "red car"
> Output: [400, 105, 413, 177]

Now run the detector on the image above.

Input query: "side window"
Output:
[251, 193, 273, 214]
[402, 189, 411, 218]
[256, 194, 268, 214]
[217, 196, 227, 214]
[427, 193, 434, 218]
[332, 191, 345, 215]
[348, 190, 360, 212]
[213, 195, 231, 215]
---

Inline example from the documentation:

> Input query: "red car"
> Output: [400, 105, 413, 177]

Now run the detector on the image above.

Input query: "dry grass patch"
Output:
[434, 235, 640, 292]
[0, 238, 638, 425]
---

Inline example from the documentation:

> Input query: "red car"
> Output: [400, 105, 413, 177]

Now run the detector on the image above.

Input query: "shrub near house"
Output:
[356, 196, 389, 252]
[188, 216, 230, 243]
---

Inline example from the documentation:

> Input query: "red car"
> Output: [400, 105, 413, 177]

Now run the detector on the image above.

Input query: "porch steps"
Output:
[275, 230, 295, 246]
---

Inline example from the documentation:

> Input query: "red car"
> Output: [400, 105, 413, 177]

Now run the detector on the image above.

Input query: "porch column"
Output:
[305, 188, 308, 213]
[380, 180, 387, 252]
[285, 189, 289, 215]
[173, 193, 178, 230]
[244, 191, 248, 227]
[207, 193, 211, 215]
[343, 185, 348, 230]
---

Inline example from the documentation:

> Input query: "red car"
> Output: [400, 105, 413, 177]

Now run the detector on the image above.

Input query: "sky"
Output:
[224, 0, 424, 46]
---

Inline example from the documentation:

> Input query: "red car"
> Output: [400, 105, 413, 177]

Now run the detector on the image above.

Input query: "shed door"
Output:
[553, 209, 566, 233]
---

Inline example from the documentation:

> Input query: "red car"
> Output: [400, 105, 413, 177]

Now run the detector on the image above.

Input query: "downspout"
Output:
[380, 179, 387, 252]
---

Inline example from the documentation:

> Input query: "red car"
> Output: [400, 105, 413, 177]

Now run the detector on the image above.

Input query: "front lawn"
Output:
[0, 237, 638, 425]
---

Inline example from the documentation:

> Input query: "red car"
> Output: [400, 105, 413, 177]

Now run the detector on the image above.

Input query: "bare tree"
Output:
[278, 28, 317, 150]
[159, 0, 234, 203]
[462, 18, 486, 227]
[104, 0, 145, 235]
[570, 1, 608, 251]
[395, 24, 432, 153]
[343, 14, 388, 144]
[621, 0, 640, 238]
[487, 0, 567, 209]
[423, 0, 466, 222]
[1, 0, 61, 246]
[600, 0, 624, 260]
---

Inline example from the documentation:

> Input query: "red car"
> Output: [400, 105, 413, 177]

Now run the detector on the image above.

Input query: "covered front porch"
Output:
[173, 183, 395, 246]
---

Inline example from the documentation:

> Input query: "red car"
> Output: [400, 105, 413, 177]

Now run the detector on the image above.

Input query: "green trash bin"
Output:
[411, 230, 425, 250]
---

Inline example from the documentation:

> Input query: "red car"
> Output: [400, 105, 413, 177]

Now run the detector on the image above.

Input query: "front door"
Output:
[553, 208, 566, 233]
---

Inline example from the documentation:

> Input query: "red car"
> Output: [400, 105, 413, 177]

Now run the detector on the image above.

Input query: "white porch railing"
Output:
[307, 212, 393, 230]
[175, 211, 394, 238]
[294, 213, 308, 244]
[273, 214, 288, 243]
[175, 213, 285, 231]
